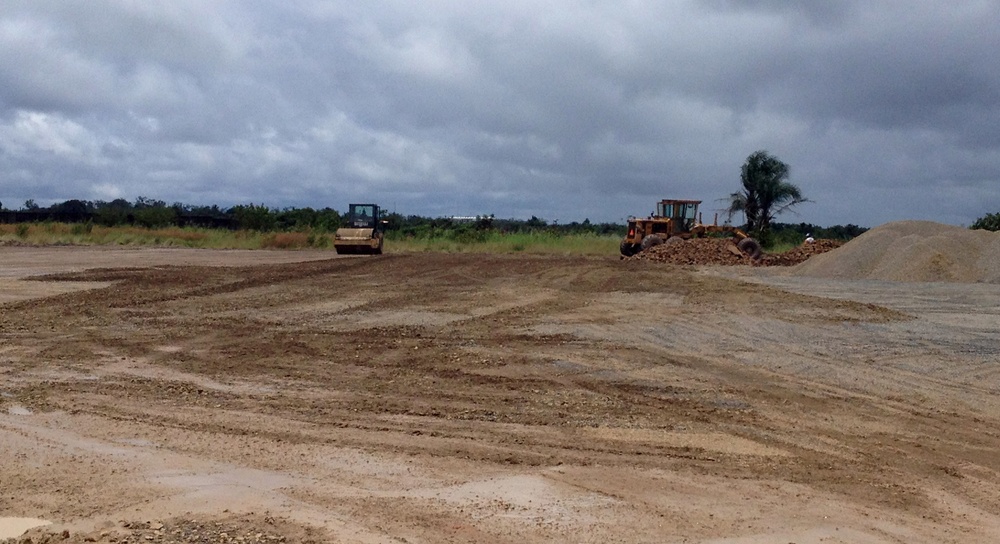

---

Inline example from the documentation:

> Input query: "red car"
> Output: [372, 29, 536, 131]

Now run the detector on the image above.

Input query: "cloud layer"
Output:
[2, 0, 998, 226]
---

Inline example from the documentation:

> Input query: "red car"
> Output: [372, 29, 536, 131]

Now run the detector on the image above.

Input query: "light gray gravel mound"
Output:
[791, 220, 1000, 283]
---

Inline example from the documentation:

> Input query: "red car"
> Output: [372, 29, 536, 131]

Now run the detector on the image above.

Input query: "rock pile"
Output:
[626, 237, 841, 266]
[761, 239, 844, 266]
[4, 517, 297, 544]
[628, 238, 750, 265]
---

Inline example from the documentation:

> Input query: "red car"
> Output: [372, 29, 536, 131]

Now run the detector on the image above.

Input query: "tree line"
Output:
[0, 194, 880, 242]
[3, 151, 993, 241]
[0, 197, 625, 236]
[971, 212, 1000, 231]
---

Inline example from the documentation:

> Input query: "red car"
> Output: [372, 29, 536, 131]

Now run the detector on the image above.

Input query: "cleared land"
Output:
[2, 233, 1000, 543]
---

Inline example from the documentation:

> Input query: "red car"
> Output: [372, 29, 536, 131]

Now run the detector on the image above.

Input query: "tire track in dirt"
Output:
[5, 251, 1000, 542]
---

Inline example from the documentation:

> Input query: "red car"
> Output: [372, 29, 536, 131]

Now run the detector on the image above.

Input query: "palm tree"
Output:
[726, 150, 807, 241]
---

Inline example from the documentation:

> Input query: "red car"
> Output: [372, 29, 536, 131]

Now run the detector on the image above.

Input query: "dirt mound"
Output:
[627, 238, 841, 267]
[629, 238, 751, 265]
[792, 220, 1000, 283]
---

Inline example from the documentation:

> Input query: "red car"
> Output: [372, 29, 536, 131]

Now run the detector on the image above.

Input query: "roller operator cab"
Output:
[334, 203, 385, 255]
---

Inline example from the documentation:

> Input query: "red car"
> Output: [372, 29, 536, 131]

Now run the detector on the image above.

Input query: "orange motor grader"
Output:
[620, 199, 762, 259]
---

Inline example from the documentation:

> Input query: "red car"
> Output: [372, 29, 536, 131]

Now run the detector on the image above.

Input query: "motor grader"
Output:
[334, 203, 385, 255]
[620, 199, 762, 259]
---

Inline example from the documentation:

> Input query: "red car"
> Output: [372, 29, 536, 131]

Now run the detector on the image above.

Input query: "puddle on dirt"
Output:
[712, 398, 752, 410]
[407, 474, 614, 526]
[550, 360, 588, 372]
[7, 404, 32, 416]
[0, 518, 51, 539]
[153, 466, 294, 497]
[581, 427, 791, 457]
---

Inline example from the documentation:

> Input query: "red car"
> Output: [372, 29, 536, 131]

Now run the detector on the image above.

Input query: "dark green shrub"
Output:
[971, 212, 1000, 231]
[71, 221, 94, 235]
[133, 206, 177, 228]
[231, 204, 276, 231]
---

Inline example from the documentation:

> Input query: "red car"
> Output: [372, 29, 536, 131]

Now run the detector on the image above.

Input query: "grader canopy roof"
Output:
[655, 199, 700, 220]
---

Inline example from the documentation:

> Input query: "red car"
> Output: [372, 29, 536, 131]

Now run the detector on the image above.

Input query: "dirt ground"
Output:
[3, 246, 1000, 543]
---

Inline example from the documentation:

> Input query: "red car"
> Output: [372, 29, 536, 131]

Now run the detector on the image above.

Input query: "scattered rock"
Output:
[1, 517, 298, 544]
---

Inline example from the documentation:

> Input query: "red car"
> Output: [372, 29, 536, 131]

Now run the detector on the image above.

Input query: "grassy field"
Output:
[385, 231, 621, 255]
[0, 222, 622, 255]
[765, 241, 798, 254]
[0, 222, 806, 256]
[0, 222, 305, 249]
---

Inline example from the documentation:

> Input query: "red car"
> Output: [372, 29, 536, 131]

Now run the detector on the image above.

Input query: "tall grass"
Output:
[0, 222, 621, 255]
[386, 231, 620, 255]
[0, 223, 331, 249]
[766, 241, 799, 254]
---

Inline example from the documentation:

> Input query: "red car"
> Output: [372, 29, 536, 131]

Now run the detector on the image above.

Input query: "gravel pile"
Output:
[791, 220, 1000, 283]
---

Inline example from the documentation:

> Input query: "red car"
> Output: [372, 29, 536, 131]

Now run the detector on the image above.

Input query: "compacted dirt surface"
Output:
[3, 244, 1000, 543]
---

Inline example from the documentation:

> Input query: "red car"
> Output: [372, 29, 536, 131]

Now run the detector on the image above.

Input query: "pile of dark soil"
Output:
[626, 238, 842, 267]
[628, 238, 750, 265]
[761, 239, 844, 266]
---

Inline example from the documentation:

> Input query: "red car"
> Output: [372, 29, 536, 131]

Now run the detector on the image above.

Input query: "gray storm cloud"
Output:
[1, 0, 998, 226]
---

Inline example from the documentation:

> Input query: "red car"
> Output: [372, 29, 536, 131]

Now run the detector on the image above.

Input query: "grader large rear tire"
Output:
[620, 241, 640, 257]
[641, 234, 664, 250]
[737, 237, 762, 260]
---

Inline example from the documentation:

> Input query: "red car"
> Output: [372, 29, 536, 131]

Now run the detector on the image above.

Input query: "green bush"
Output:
[449, 225, 489, 244]
[133, 206, 177, 228]
[971, 212, 1000, 231]
[314, 234, 331, 248]
[71, 221, 94, 235]
[231, 204, 276, 231]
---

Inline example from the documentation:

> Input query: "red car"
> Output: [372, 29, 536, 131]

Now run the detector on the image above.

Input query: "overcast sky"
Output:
[1, 1, 998, 227]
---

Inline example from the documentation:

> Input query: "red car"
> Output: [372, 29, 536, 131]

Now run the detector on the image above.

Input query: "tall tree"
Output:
[727, 150, 807, 241]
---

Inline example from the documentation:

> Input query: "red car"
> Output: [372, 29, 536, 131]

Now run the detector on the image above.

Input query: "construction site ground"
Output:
[3, 244, 1000, 543]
